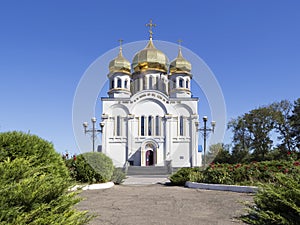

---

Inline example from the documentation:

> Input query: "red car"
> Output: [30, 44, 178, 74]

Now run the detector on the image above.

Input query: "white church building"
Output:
[100, 25, 202, 168]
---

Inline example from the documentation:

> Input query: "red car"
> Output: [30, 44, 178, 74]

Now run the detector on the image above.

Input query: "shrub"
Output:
[69, 152, 114, 184]
[169, 167, 201, 186]
[111, 168, 126, 184]
[0, 131, 92, 224]
[242, 173, 300, 225]
[0, 131, 68, 179]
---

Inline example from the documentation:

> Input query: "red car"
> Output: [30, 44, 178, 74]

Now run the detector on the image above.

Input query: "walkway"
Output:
[77, 178, 253, 225]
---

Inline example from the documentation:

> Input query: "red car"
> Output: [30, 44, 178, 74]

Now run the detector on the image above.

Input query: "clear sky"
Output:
[0, 0, 299, 155]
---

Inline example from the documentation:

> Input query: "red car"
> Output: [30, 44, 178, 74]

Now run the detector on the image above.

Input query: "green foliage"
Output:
[209, 143, 232, 164]
[290, 98, 300, 151]
[0, 131, 69, 179]
[169, 167, 201, 186]
[67, 152, 114, 184]
[111, 168, 126, 185]
[0, 131, 92, 225]
[170, 160, 300, 186]
[228, 98, 300, 163]
[242, 173, 300, 225]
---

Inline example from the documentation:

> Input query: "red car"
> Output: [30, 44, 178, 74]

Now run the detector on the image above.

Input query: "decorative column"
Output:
[127, 114, 135, 161]
[164, 114, 172, 161]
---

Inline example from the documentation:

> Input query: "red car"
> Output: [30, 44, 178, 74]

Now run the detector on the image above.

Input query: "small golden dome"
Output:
[169, 48, 191, 74]
[109, 47, 131, 74]
[132, 39, 169, 73]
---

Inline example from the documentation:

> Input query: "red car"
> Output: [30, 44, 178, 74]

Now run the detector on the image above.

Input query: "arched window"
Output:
[179, 78, 184, 88]
[186, 80, 189, 88]
[141, 116, 145, 136]
[117, 78, 122, 88]
[111, 80, 114, 89]
[124, 79, 128, 89]
[148, 116, 152, 136]
[155, 116, 160, 136]
[179, 116, 184, 136]
[155, 76, 158, 90]
[116, 116, 121, 136]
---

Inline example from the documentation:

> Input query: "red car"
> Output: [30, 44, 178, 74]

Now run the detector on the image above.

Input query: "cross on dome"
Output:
[146, 19, 157, 40]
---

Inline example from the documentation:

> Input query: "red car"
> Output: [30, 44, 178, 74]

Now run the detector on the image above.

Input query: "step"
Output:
[126, 166, 171, 175]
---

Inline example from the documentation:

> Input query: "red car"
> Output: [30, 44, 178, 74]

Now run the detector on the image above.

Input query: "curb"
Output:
[69, 182, 114, 191]
[185, 181, 258, 193]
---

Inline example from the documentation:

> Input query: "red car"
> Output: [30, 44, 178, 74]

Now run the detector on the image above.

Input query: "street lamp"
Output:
[83, 117, 104, 152]
[198, 116, 216, 167]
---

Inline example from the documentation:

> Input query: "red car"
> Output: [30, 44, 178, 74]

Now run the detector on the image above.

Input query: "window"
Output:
[155, 116, 160, 136]
[117, 78, 122, 88]
[179, 116, 184, 136]
[141, 116, 145, 136]
[186, 80, 189, 88]
[111, 80, 114, 89]
[124, 80, 128, 89]
[155, 76, 158, 90]
[148, 116, 152, 136]
[116, 116, 121, 136]
[179, 78, 184, 88]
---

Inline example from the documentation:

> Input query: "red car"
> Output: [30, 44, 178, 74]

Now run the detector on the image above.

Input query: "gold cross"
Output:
[118, 39, 123, 48]
[146, 19, 157, 39]
[177, 39, 183, 46]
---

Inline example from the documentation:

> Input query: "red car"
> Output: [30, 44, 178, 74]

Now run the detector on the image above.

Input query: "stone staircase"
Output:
[126, 166, 171, 175]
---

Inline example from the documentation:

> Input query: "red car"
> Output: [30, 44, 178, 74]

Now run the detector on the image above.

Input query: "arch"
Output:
[174, 103, 194, 116]
[131, 98, 168, 115]
[140, 138, 159, 166]
[116, 116, 121, 136]
[179, 116, 184, 136]
[141, 115, 145, 136]
[108, 104, 130, 116]
[117, 78, 122, 88]
[179, 77, 184, 88]
[111, 79, 114, 89]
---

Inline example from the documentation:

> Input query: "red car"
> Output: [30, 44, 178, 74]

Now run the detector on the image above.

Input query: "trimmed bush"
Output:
[169, 167, 201, 186]
[68, 152, 114, 184]
[0, 131, 92, 224]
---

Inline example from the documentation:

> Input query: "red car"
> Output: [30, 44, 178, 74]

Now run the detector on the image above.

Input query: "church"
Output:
[100, 21, 201, 168]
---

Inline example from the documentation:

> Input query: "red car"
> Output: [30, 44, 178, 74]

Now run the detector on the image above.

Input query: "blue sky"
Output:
[0, 1, 299, 154]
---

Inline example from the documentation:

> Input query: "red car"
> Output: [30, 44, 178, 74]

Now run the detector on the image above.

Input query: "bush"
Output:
[0, 131, 68, 179]
[169, 160, 300, 186]
[242, 173, 300, 224]
[169, 167, 201, 186]
[68, 152, 114, 184]
[0, 131, 92, 224]
[111, 168, 126, 185]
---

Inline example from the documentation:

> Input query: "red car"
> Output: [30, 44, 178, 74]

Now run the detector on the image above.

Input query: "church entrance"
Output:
[146, 150, 154, 166]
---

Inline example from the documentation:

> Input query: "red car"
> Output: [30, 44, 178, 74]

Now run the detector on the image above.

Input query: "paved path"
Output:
[77, 178, 253, 225]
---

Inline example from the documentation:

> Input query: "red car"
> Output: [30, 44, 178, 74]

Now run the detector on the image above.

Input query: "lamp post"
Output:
[198, 116, 216, 167]
[83, 117, 104, 152]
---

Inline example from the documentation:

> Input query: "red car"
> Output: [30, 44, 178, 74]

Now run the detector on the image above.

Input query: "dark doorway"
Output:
[146, 150, 154, 166]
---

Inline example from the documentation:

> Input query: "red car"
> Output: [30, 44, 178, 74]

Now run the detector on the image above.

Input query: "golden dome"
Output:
[132, 39, 169, 73]
[109, 47, 131, 74]
[169, 48, 191, 74]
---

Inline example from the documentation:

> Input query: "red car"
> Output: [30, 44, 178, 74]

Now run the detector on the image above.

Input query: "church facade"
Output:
[100, 28, 201, 168]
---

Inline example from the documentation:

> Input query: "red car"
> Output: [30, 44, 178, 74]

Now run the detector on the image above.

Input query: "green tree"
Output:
[270, 100, 294, 154]
[209, 143, 232, 164]
[229, 106, 275, 162]
[290, 98, 300, 151]
[0, 131, 92, 224]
